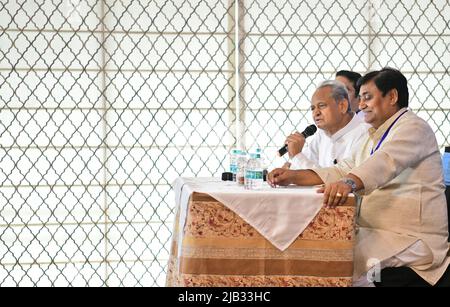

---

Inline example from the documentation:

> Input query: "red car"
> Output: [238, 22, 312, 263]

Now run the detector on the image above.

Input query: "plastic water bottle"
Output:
[236, 151, 247, 185]
[443, 146, 450, 186]
[255, 148, 269, 181]
[245, 153, 264, 190]
[244, 154, 255, 190]
[253, 153, 264, 190]
[230, 149, 239, 181]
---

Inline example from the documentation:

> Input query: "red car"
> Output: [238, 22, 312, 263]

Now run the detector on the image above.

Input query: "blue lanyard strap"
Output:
[370, 110, 408, 155]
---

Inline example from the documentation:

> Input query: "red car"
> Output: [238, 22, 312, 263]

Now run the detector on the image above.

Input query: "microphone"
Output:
[278, 124, 317, 157]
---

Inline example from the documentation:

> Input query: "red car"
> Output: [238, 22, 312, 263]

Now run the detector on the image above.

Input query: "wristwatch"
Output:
[341, 177, 357, 193]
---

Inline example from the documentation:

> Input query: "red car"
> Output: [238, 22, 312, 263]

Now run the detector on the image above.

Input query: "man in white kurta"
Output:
[285, 80, 370, 170]
[290, 114, 368, 169]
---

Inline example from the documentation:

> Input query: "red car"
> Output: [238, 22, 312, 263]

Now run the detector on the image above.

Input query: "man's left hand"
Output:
[316, 181, 352, 208]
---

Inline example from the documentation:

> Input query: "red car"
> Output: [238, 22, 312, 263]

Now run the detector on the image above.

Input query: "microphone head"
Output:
[302, 124, 317, 138]
[277, 144, 288, 157]
[278, 124, 317, 157]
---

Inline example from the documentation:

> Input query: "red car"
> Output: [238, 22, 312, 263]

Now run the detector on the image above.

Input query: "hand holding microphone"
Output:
[278, 124, 317, 157]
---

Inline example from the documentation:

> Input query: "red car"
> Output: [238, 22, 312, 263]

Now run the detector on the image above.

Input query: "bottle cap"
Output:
[445, 146, 450, 153]
[222, 172, 233, 181]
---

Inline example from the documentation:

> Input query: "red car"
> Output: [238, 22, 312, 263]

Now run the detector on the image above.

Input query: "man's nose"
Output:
[358, 99, 366, 110]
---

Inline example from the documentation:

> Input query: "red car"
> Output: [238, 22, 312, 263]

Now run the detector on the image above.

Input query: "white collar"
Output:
[324, 114, 362, 142]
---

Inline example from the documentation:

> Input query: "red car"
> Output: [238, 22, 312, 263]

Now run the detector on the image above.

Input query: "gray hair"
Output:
[316, 80, 351, 113]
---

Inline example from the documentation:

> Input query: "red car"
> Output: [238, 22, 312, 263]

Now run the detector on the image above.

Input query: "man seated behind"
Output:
[285, 80, 370, 170]
[268, 68, 449, 287]
[336, 70, 362, 116]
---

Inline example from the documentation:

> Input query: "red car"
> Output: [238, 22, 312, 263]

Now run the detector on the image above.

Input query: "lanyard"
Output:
[370, 110, 408, 155]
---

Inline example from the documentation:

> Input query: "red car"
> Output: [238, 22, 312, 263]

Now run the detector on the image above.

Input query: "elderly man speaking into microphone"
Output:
[282, 79, 369, 170]
[268, 68, 449, 287]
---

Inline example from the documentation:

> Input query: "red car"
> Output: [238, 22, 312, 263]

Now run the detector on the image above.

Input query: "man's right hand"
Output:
[284, 132, 306, 158]
[267, 168, 298, 187]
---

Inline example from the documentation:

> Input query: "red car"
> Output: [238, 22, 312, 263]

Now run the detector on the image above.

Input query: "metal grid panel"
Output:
[1, 0, 449, 286]
[1, 0, 236, 286]
[240, 0, 449, 160]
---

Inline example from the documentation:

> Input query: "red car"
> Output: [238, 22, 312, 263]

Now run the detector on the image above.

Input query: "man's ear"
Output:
[389, 89, 399, 106]
[339, 99, 349, 114]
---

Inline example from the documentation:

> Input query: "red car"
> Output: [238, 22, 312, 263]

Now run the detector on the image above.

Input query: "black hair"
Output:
[357, 68, 409, 109]
[336, 70, 362, 97]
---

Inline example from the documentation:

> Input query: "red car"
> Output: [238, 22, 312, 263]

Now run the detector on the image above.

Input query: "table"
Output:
[166, 179, 356, 287]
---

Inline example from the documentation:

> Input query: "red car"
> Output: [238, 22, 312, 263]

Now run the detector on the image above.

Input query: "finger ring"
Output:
[336, 193, 342, 197]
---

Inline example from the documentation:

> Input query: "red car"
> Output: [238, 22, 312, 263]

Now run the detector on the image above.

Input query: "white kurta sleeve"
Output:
[289, 152, 320, 169]
[289, 137, 321, 170]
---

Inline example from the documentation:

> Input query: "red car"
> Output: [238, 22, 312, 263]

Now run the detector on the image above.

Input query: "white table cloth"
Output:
[173, 177, 328, 250]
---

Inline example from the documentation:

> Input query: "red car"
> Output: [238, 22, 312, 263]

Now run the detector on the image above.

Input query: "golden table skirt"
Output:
[167, 192, 356, 287]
